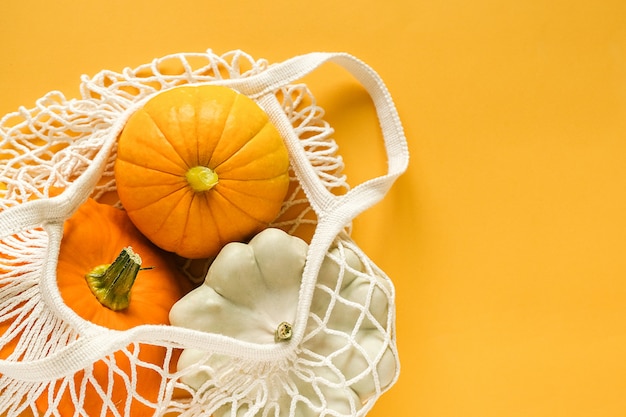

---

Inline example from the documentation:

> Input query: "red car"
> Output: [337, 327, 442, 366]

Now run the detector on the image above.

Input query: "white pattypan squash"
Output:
[169, 228, 397, 417]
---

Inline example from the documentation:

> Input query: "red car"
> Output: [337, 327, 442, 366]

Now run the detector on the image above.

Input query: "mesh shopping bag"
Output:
[0, 50, 409, 417]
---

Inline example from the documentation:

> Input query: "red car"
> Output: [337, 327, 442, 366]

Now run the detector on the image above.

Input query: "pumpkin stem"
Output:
[85, 246, 142, 311]
[186, 166, 218, 192]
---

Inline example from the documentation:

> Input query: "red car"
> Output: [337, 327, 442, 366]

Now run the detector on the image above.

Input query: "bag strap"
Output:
[225, 53, 409, 344]
[225, 52, 409, 227]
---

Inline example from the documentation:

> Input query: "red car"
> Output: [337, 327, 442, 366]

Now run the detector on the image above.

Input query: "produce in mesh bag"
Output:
[0, 49, 408, 417]
[0, 198, 188, 416]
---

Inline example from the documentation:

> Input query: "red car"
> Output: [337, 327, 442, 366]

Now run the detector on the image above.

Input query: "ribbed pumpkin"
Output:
[40, 198, 189, 416]
[0, 199, 189, 416]
[114, 85, 290, 259]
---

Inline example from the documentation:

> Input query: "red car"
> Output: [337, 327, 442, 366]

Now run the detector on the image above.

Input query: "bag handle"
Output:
[223, 52, 409, 226]
[221, 53, 409, 344]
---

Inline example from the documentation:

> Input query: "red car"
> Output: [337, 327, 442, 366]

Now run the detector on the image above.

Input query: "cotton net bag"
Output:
[0, 50, 409, 416]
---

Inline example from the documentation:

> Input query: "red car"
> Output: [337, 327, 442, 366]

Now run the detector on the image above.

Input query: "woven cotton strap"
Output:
[224, 52, 408, 222]
[246, 53, 409, 342]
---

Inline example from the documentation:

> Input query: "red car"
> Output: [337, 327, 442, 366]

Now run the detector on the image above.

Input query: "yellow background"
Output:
[2, 1, 626, 416]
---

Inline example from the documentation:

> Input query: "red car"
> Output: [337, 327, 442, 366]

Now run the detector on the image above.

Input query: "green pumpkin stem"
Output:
[85, 246, 142, 311]
[186, 166, 219, 192]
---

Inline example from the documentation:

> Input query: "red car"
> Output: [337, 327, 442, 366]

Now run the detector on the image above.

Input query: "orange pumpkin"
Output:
[34, 198, 189, 416]
[114, 85, 290, 259]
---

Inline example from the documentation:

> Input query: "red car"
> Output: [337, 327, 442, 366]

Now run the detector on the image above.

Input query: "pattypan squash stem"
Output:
[85, 246, 143, 311]
[186, 166, 219, 192]
[275, 322, 293, 342]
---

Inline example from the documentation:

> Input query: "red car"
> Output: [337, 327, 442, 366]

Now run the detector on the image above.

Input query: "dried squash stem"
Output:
[85, 246, 142, 311]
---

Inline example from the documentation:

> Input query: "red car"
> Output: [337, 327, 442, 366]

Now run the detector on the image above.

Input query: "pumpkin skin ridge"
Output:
[146, 109, 195, 170]
[178, 88, 218, 168]
[131, 188, 194, 243]
[214, 178, 290, 206]
[116, 180, 190, 211]
[207, 93, 268, 169]
[126, 191, 185, 252]
[141, 90, 226, 170]
[212, 123, 287, 176]
[116, 108, 191, 173]
[135, 189, 225, 258]
[116, 175, 189, 194]
[190, 85, 235, 167]
[195, 192, 225, 251]
[115, 178, 188, 192]
[211, 186, 282, 225]
[207, 197, 265, 248]
[115, 156, 188, 177]
[173, 191, 226, 258]
[211, 176, 290, 217]
[213, 149, 288, 179]
[217, 170, 290, 181]
[178, 190, 197, 256]
[217, 175, 291, 189]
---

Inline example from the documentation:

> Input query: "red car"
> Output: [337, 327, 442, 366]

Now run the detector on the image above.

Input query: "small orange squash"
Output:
[35, 198, 188, 416]
[114, 85, 290, 259]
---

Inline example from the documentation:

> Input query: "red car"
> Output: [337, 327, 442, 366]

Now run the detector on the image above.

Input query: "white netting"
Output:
[0, 50, 408, 417]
